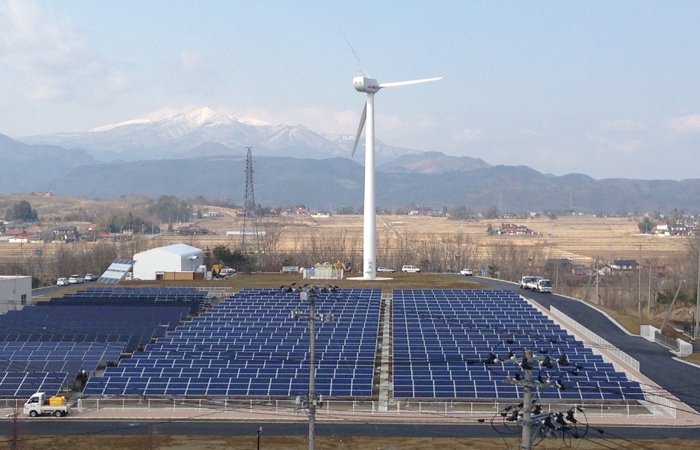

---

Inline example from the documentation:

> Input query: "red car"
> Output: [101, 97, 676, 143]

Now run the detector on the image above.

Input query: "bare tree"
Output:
[7, 399, 23, 450]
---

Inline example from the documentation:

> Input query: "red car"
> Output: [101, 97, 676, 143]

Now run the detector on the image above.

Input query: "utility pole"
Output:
[638, 244, 642, 322]
[504, 349, 552, 450]
[595, 258, 599, 305]
[648, 258, 652, 317]
[696, 237, 700, 339]
[293, 287, 334, 450]
[306, 288, 317, 450]
[661, 250, 696, 332]
[521, 349, 534, 450]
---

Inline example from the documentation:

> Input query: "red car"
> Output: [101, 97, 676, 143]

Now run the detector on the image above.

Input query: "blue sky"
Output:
[1, 0, 699, 180]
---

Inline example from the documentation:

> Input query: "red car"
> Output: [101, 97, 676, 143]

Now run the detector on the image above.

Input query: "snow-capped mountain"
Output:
[323, 133, 421, 160]
[20, 107, 418, 164]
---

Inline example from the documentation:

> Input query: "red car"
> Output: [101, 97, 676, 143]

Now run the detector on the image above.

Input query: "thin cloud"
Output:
[587, 133, 642, 153]
[601, 119, 645, 132]
[0, 0, 132, 101]
[452, 127, 483, 142]
[668, 114, 700, 133]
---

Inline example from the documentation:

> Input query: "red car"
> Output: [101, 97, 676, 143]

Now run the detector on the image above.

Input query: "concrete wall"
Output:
[0, 276, 32, 313]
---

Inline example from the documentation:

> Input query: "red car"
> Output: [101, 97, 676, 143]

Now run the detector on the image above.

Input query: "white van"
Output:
[401, 265, 421, 273]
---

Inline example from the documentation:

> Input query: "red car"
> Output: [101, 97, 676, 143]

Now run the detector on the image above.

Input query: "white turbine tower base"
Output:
[348, 75, 441, 280]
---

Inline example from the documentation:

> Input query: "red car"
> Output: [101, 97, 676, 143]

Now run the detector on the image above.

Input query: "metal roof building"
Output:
[132, 244, 204, 281]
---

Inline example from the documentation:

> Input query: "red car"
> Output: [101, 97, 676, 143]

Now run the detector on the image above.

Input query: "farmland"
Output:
[0, 193, 690, 274]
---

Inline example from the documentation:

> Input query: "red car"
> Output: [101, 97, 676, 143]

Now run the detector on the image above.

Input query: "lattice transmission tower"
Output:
[240, 147, 259, 253]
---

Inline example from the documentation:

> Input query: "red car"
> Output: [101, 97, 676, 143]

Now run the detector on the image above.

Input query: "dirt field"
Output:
[4, 434, 695, 450]
[1, 193, 690, 269]
[140, 213, 690, 265]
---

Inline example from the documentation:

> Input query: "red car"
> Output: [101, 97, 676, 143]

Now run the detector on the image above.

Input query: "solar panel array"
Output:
[0, 372, 69, 397]
[84, 288, 381, 397]
[3, 305, 189, 352]
[98, 258, 135, 284]
[0, 360, 82, 377]
[392, 290, 644, 401]
[0, 287, 203, 398]
[0, 342, 125, 371]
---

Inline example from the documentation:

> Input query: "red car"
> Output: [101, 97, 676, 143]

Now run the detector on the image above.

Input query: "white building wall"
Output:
[0, 276, 32, 313]
[132, 244, 204, 280]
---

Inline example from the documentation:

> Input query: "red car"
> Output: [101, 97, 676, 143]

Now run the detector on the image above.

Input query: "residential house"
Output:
[653, 222, 668, 235]
[610, 259, 639, 272]
[669, 223, 691, 236]
[53, 226, 79, 242]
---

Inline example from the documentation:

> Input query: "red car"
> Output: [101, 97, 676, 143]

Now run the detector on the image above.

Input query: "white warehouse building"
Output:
[0, 275, 32, 314]
[132, 244, 204, 281]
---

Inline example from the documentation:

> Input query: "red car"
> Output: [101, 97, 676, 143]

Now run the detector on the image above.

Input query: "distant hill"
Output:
[0, 134, 95, 193]
[6, 118, 700, 212]
[39, 155, 700, 212]
[377, 151, 491, 174]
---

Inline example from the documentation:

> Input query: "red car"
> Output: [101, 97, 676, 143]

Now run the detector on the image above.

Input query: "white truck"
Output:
[532, 278, 552, 293]
[24, 392, 70, 417]
[519, 276, 536, 289]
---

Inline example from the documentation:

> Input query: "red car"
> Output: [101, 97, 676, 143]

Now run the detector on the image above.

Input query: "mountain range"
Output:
[20, 107, 422, 165]
[3, 107, 700, 212]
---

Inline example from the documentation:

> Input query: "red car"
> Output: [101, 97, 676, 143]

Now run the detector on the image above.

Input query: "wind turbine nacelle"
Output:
[353, 77, 380, 93]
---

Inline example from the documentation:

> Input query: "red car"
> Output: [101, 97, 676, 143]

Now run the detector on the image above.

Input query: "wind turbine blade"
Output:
[342, 31, 371, 77]
[378, 77, 442, 88]
[351, 101, 367, 157]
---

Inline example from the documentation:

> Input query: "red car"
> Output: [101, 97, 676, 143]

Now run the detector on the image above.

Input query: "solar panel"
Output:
[392, 289, 645, 401]
[98, 259, 135, 284]
[84, 288, 382, 398]
[0, 372, 68, 397]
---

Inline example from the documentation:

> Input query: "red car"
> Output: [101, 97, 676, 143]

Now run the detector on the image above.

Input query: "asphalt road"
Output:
[1, 420, 698, 440]
[471, 276, 700, 415]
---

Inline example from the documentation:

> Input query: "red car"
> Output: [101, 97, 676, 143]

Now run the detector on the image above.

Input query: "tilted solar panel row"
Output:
[0, 372, 69, 397]
[392, 289, 645, 402]
[84, 288, 382, 398]
[84, 374, 370, 397]
[0, 360, 83, 379]
[39, 297, 205, 316]
[83, 286, 206, 296]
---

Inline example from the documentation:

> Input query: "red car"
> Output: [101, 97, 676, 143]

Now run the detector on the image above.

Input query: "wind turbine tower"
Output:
[350, 72, 440, 280]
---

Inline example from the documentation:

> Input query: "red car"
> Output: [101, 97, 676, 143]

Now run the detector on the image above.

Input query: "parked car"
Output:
[68, 274, 84, 284]
[459, 268, 473, 276]
[377, 267, 395, 273]
[84, 273, 97, 282]
[56, 278, 69, 286]
[401, 265, 421, 273]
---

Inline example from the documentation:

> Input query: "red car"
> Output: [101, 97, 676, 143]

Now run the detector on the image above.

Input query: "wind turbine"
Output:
[350, 68, 440, 280]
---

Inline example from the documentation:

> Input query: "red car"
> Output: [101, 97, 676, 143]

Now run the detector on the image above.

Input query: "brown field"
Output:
[1, 194, 689, 268]
[4, 434, 695, 450]
[151, 213, 688, 265]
